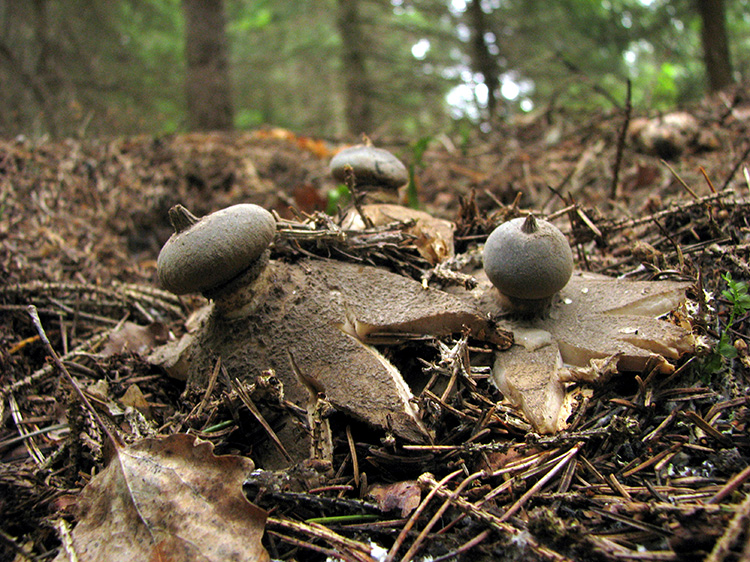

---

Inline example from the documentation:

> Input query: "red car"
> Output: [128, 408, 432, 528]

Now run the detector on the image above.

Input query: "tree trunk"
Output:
[696, 0, 734, 92]
[336, 0, 373, 136]
[182, 0, 234, 131]
[467, 0, 499, 119]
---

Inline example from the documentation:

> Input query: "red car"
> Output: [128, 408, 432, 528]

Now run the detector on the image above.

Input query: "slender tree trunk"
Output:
[182, 0, 234, 131]
[696, 0, 734, 92]
[336, 0, 373, 136]
[467, 0, 499, 119]
[30, 0, 59, 135]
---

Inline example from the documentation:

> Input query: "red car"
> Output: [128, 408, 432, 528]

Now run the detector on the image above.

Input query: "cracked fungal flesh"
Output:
[468, 269, 694, 433]
[160, 259, 511, 468]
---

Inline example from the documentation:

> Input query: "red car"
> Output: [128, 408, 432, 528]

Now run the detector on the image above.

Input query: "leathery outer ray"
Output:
[471, 270, 694, 433]
[158, 259, 511, 468]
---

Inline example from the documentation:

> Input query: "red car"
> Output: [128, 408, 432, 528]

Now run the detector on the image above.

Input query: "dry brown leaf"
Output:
[119, 384, 152, 419]
[342, 204, 455, 264]
[368, 480, 421, 517]
[54, 434, 268, 562]
[100, 321, 169, 357]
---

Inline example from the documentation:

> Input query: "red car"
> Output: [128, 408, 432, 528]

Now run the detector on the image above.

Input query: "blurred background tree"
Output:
[0, 0, 746, 139]
[183, 0, 234, 131]
[0, 0, 185, 137]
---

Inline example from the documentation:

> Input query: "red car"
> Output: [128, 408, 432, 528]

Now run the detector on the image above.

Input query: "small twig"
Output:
[344, 165, 374, 228]
[708, 464, 750, 505]
[266, 530, 360, 562]
[416, 472, 573, 562]
[701, 166, 718, 194]
[499, 443, 582, 522]
[193, 358, 221, 422]
[682, 411, 734, 448]
[27, 305, 123, 449]
[662, 159, 699, 200]
[430, 529, 490, 562]
[621, 443, 683, 478]
[705, 490, 750, 562]
[385, 469, 463, 562]
[267, 516, 376, 562]
[232, 378, 292, 464]
[401, 471, 485, 562]
[610, 78, 631, 199]
[0, 422, 68, 453]
[7, 394, 45, 465]
[346, 425, 360, 489]
[721, 142, 750, 191]
[0, 331, 110, 400]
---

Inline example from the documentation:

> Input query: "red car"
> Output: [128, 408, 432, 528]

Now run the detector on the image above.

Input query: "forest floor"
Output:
[1, 87, 750, 562]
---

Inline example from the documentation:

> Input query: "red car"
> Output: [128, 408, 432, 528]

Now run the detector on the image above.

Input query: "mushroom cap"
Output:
[157, 204, 276, 295]
[483, 215, 573, 301]
[330, 145, 408, 190]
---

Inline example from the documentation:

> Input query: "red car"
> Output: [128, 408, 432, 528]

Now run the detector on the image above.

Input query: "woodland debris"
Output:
[341, 203, 456, 264]
[2, 109, 750, 561]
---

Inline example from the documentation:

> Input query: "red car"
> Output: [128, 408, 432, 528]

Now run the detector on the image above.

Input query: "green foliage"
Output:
[0, 0, 185, 137]
[326, 184, 351, 216]
[405, 135, 432, 209]
[703, 273, 750, 374]
[229, 5, 273, 32]
[1, 0, 747, 138]
[235, 108, 265, 130]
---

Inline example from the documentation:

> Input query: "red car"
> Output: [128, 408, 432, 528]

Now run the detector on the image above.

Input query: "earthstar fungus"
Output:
[330, 144, 408, 192]
[157, 203, 276, 297]
[152, 204, 511, 468]
[471, 267, 694, 433]
[483, 215, 574, 317]
[475, 214, 693, 433]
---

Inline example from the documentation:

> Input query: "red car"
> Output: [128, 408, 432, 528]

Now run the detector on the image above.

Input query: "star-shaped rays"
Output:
[156, 258, 511, 468]
[469, 270, 694, 433]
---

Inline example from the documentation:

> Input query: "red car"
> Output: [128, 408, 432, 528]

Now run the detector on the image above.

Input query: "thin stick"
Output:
[416, 473, 573, 562]
[267, 516, 375, 562]
[661, 159, 699, 200]
[700, 166, 718, 194]
[344, 165, 374, 228]
[385, 469, 462, 562]
[610, 78, 631, 199]
[720, 142, 750, 191]
[7, 394, 44, 465]
[1, 331, 110, 399]
[430, 529, 491, 562]
[232, 378, 292, 464]
[27, 305, 123, 449]
[346, 425, 360, 488]
[499, 443, 581, 522]
[266, 530, 361, 562]
[0, 422, 68, 452]
[401, 471, 485, 562]
[708, 464, 750, 505]
[193, 358, 221, 421]
[705, 491, 750, 562]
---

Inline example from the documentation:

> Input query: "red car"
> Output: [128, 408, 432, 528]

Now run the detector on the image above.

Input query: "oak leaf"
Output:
[54, 434, 268, 562]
